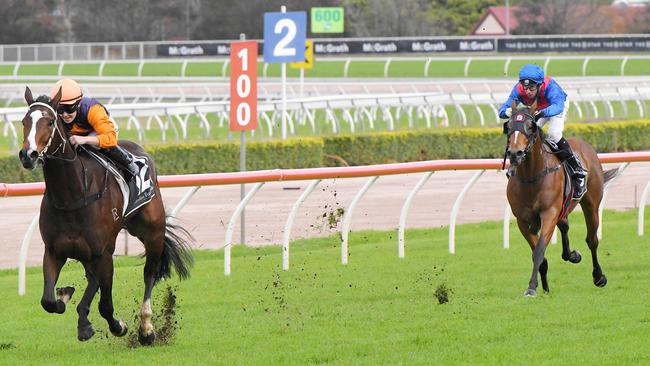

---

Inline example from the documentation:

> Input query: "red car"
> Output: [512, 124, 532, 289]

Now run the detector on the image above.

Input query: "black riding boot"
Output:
[101, 146, 139, 180]
[551, 137, 588, 200]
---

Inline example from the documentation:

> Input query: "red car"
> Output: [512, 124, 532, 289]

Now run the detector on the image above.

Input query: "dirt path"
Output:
[1, 162, 647, 269]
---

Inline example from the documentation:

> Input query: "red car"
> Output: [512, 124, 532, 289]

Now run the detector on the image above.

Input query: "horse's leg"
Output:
[76, 263, 100, 341]
[581, 200, 607, 287]
[539, 258, 549, 294]
[514, 219, 549, 295]
[138, 249, 162, 346]
[525, 211, 558, 297]
[41, 250, 72, 314]
[96, 253, 128, 337]
[558, 219, 582, 263]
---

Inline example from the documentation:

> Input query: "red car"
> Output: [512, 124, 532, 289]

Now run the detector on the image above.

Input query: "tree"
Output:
[429, 0, 500, 36]
[0, 0, 59, 44]
[192, 0, 341, 40]
[343, 0, 434, 37]
[512, 0, 613, 35]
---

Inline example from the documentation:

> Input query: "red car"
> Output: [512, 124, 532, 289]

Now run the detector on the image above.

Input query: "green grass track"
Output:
[1, 208, 649, 364]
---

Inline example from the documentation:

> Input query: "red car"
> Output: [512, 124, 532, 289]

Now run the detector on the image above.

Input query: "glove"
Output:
[534, 110, 543, 122]
[505, 107, 512, 117]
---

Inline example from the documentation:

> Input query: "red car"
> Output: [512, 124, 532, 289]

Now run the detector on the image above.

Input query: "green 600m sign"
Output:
[311, 7, 344, 33]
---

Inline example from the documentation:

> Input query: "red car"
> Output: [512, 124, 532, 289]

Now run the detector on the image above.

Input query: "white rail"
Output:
[3, 54, 650, 79]
[6, 153, 649, 295]
[2, 78, 649, 149]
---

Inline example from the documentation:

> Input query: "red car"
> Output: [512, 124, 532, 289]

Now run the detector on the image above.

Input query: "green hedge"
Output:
[148, 137, 324, 175]
[2, 121, 648, 183]
[322, 121, 650, 166]
[322, 128, 504, 166]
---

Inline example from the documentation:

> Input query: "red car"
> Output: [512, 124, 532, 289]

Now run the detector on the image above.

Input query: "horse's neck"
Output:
[42, 151, 85, 202]
[516, 136, 547, 179]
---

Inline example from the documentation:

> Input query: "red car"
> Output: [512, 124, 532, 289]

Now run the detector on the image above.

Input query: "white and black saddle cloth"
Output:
[84, 147, 155, 218]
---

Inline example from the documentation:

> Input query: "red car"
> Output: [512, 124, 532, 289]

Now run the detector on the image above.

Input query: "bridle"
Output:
[28, 102, 106, 211]
[506, 111, 538, 163]
[28, 102, 76, 163]
[503, 110, 561, 183]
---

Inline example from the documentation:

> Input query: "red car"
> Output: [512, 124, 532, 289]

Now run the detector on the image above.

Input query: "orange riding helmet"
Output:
[50, 78, 83, 105]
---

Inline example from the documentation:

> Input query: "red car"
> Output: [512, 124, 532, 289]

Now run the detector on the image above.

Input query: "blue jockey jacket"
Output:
[498, 77, 567, 119]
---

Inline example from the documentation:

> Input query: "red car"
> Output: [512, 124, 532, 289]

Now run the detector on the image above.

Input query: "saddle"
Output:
[84, 147, 155, 219]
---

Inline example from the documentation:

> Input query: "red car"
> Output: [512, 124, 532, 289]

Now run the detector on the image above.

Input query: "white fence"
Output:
[3, 55, 650, 80]
[5, 152, 649, 295]
[2, 78, 649, 150]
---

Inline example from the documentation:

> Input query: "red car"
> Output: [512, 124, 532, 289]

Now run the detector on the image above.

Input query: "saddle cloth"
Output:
[85, 148, 155, 219]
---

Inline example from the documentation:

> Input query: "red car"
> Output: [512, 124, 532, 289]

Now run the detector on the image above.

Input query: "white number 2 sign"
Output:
[263, 11, 306, 63]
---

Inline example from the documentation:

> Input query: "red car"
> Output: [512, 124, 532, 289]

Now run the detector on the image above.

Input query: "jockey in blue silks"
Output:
[499, 64, 587, 200]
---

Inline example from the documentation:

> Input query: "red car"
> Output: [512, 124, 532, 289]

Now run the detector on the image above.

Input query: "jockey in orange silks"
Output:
[51, 78, 139, 181]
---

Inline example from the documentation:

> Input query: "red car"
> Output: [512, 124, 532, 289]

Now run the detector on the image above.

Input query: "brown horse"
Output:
[18, 87, 194, 345]
[505, 101, 617, 297]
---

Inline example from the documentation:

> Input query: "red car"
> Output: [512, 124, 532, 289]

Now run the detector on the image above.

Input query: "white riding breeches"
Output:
[536, 99, 569, 144]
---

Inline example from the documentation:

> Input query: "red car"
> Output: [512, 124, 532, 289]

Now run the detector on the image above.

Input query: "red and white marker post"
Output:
[230, 39, 258, 247]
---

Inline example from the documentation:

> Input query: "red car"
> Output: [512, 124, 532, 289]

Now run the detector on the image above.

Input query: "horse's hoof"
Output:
[594, 274, 607, 287]
[569, 250, 582, 264]
[110, 319, 128, 337]
[523, 289, 537, 297]
[78, 325, 95, 341]
[138, 328, 156, 346]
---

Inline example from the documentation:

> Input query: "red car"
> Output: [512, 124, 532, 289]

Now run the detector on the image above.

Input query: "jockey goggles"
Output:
[57, 101, 80, 115]
[520, 79, 539, 90]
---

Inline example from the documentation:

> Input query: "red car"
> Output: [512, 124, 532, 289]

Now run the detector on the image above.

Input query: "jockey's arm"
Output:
[86, 104, 117, 148]
[538, 81, 566, 118]
[498, 86, 520, 119]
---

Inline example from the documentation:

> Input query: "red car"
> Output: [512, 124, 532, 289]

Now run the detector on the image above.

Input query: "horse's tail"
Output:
[158, 217, 195, 282]
[603, 168, 619, 185]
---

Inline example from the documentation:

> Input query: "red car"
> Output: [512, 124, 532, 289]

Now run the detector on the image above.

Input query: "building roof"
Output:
[470, 6, 519, 36]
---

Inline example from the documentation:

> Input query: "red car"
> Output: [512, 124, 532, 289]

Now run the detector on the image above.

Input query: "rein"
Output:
[29, 103, 107, 211]
[506, 112, 559, 184]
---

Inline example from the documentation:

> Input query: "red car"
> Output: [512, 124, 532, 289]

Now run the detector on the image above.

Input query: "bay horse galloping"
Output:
[18, 87, 194, 345]
[505, 101, 617, 297]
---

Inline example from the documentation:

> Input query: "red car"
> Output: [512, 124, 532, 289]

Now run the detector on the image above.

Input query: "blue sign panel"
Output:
[263, 11, 306, 63]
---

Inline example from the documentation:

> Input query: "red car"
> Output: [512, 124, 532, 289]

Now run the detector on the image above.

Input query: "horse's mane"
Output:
[35, 95, 51, 103]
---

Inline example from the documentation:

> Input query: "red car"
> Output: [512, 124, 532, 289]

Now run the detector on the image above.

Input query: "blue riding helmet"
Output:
[518, 64, 544, 86]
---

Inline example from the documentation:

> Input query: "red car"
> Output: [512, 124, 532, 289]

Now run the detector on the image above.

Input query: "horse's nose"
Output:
[18, 148, 37, 169]
[507, 149, 524, 161]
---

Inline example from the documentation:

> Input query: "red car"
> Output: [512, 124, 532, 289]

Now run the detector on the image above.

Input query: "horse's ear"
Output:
[50, 87, 62, 110]
[25, 87, 34, 105]
[529, 100, 538, 115]
[511, 99, 517, 112]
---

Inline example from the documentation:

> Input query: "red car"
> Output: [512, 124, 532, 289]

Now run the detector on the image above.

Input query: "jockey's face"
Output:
[57, 102, 79, 124]
[59, 110, 77, 124]
[523, 84, 539, 99]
